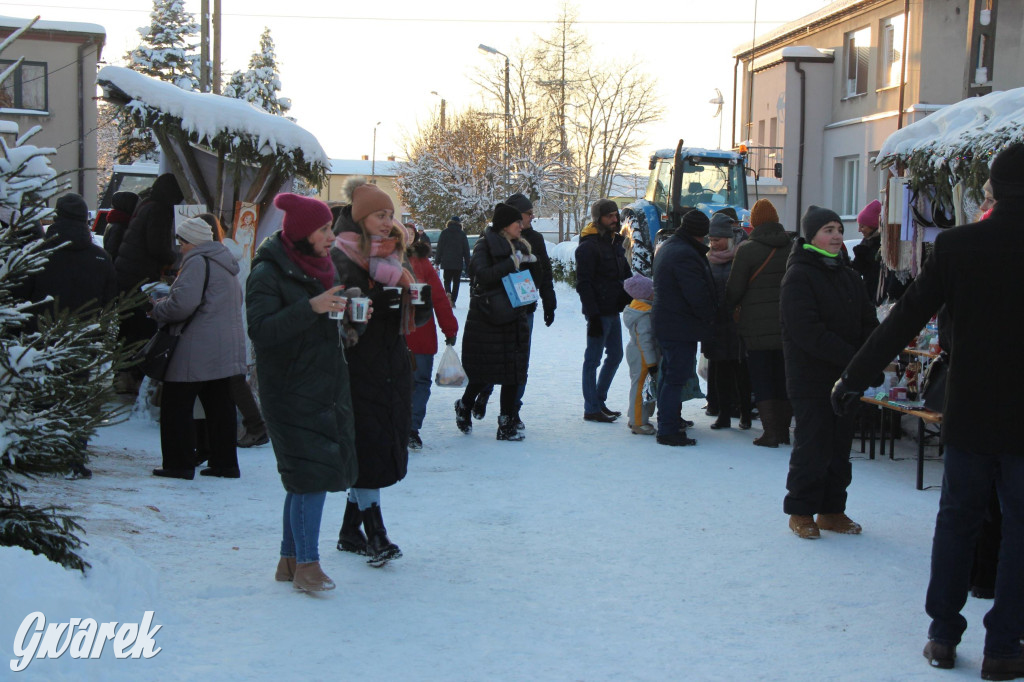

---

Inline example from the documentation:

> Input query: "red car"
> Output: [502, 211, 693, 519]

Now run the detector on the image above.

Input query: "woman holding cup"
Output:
[330, 180, 429, 566]
[246, 192, 361, 592]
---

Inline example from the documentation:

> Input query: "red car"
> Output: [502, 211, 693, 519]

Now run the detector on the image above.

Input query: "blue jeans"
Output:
[280, 491, 327, 564]
[582, 314, 623, 414]
[411, 353, 434, 431]
[925, 443, 1024, 657]
[656, 339, 697, 436]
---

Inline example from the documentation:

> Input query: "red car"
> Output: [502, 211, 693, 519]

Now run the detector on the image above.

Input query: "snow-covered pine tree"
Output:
[1, 28, 144, 572]
[224, 28, 291, 117]
[118, 0, 201, 162]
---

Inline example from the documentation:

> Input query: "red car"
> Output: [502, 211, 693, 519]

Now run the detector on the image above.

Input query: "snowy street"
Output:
[1, 282, 981, 681]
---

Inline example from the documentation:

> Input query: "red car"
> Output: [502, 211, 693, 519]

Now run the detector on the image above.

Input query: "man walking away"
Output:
[434, 215, 471, 306]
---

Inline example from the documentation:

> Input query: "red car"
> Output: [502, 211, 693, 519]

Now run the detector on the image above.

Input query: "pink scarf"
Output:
[333, 232, 416, 333]
[708, 246, 736, 265]
[281, 232, 335, 291]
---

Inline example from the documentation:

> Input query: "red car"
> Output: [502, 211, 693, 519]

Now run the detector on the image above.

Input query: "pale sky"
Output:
[1, 0, 831, 171]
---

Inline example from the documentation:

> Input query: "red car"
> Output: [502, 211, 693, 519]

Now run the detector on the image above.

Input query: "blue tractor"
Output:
[621, 140, 750, 274]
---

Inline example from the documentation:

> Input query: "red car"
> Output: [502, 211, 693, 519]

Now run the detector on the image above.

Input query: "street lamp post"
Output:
[478, 43, 510, 185]
[371, 120, 381, 184]
[430, 91, 446, 131]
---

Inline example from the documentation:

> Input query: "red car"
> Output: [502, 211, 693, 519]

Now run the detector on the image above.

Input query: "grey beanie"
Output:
[801, 205, 843, 241]
[176, 216, 214, 245]
[505, 192, 534, 214]
[708, 213, 736, 238]
[591, 199, 619, 224]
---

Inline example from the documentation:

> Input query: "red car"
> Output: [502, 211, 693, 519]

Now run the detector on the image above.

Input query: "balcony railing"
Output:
[743, 145, 784, 181]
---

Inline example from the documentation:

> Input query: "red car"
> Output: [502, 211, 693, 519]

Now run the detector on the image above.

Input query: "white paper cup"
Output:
[327, 294, 346, 320]
[384, 286, 402, 309]
[409, 282, 427, 305]
[348, 297, 370, 322]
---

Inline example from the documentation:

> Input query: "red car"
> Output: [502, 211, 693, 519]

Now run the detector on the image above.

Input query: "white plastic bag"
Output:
[697, 355, 709, 381]
[435, 346, 467, 388]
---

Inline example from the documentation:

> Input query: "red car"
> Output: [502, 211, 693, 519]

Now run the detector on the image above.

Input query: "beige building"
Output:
[0, 16, 105, 207]
[318, 158, 411, 222]
[732, 0, 1024, 230]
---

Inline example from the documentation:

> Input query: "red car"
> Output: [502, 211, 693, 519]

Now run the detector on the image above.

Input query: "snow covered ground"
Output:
[1, 281, 987, 681]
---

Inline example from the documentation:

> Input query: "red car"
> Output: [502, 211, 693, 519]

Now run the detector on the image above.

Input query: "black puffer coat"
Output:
[780, 239, 878, 399]
[575, 223, 631, 317]
[652, 233, 717, 344]
[330, 207, 411, 489]
[725, 221, 792, 350]
[519, 226, 556, 317]
[246, 233, 358, 495]
[114, 173, 183, 291]
[434, 222, 471, 271]
[463, 229, 530, 386]
[102, 191, 139, 259]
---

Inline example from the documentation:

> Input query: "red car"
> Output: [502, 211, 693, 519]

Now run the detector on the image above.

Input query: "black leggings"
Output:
[462, 382, 518, 417]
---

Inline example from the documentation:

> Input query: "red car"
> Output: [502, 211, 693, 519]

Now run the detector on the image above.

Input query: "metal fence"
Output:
[744, 146, 784, 180]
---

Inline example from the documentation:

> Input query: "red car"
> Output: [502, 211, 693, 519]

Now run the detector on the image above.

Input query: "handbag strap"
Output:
[748, 248, 778, 285]
[174, 256, 211, 336]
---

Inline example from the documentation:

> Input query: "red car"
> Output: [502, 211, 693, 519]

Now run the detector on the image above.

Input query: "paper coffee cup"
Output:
[349, 297, 370, 322]
[409, 282, 427, 305]
[384, 286, 402, 309]
[328, 294, 346, 320]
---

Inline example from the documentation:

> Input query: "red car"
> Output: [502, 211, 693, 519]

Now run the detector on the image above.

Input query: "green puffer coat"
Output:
[724, 221, 793, 351]
[246, 233, 358, 494]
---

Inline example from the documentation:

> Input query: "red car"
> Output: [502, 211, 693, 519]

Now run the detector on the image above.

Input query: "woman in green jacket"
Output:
[246, 193, 360, 592]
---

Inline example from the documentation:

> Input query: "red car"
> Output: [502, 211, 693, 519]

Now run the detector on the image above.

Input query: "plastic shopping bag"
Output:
[435, 345, 468, 388]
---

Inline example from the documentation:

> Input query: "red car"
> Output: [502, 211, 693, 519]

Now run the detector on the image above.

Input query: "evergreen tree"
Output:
[1, 27, 144, 571]
[223, 28, 291, 117]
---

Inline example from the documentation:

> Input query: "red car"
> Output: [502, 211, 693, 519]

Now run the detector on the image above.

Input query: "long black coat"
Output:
[246, 233, 359, 495]
[331, 210, 411, 489]
[463, 229, 530, 386]
[18, 216, 118, 333]
[780, 239, 878, 399]
[575, 223, 631, 317]
[652, 233, 717, 344]
[843, 199, 1024, 453]
[434, 223, 471, 271]
[114, 173, 183, 291]
[725, 221, 792, 350]
[705, 256, 742, 361]
[519, 226, 556, 317]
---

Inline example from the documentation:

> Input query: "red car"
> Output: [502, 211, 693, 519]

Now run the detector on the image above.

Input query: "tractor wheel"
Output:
[621, 208, 653, 277]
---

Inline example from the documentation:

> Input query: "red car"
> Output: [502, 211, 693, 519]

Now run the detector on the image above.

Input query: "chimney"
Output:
[361, 155, 369, 161]
[387, 155, 396, 161]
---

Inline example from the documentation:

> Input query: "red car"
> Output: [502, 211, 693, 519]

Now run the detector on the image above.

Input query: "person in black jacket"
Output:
[470, 192, 556, 427]
[102, 191, 139, 260]
[454, 203, 532, 441]
[576, 199, 631, 422]
[652, 210, 716, 446]
[831, 144, 1024, 678]
[434, 215, 471, 305]
[780, 206, 878, 540]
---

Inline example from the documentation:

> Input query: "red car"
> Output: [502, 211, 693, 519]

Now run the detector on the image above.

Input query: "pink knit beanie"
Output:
[273, 192, 333, 241]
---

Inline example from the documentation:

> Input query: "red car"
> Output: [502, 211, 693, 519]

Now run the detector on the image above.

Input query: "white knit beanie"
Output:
[176, 216, 214, 245]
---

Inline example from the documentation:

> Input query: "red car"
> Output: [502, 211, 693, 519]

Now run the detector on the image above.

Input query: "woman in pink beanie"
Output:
[246, 192, 361, 592]
[330, 179, 427, 567]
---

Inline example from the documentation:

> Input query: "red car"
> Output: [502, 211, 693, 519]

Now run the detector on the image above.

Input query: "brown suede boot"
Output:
[816, 512, 862, 534]
[789, 514, 820, 539]
[776, 400, 793, 445]
[753, 401, 778, 448]
[275, 556, 296, 582]
[292, 561, 336, 592]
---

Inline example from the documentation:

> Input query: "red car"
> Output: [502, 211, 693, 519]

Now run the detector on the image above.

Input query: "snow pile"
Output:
[97, 66, 328, 167]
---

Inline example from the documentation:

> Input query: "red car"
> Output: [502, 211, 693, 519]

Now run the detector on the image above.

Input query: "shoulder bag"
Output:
[133, 257, 210, 381]
[733, 247, 778, 323]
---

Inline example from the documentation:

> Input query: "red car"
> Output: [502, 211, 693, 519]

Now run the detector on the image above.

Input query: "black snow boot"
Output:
[496, 414, 525, 441]
[362, 504, 402, 567]
[337, 500, 368, 555]
[472, 393, 489, 420]
[455, 399, 472, 434]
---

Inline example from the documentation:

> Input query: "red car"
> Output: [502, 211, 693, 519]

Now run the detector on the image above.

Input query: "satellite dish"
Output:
[709, 88, 724, 118]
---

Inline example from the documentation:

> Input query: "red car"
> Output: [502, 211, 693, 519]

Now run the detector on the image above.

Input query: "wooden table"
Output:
[860, 396, 943, 490]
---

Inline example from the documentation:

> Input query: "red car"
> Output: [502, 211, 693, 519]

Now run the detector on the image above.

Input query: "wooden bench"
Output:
[859, 396, 943, 490]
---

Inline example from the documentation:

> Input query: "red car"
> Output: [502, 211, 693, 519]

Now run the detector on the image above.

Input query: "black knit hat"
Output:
[681, 210, 710, 238]
[989, 142, 1024, 200]
[491, 202, 522, 231]
[591, 199, 619, 224]
[55, 193, 88, 221]
[505, 192, 533, 214]
[801, 205, 843, 241]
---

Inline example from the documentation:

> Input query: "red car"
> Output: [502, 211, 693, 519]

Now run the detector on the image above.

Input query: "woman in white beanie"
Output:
[150, 215, 247, 480]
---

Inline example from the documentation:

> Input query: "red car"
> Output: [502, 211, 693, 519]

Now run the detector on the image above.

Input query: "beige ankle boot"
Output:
[816, 512, 862, 534]
[293, 561, 336, 592]
[788, 514, 820, 539]
[275, 556, 296, 582]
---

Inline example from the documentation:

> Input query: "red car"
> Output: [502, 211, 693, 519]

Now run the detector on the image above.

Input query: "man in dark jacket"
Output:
[434, 215, 471, 305]
[832, 143, 1024, 679]
[575, 199, 631, 422]
[102, 190, 139, 260]
[652, 210, 716, 445]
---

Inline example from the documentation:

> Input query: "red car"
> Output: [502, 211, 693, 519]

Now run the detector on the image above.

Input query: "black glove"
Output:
[380, 287, 402, 311]
[648, 365, 658, 376]
[830, 376, 862, 415]
[420, 284, 432, 304]
[445, 336, 456, 346]
[544, 308, 555, 327]
[586, 315, 602, 338]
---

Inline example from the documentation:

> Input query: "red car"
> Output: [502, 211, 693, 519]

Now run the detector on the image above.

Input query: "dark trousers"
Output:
[228, 374, 264, 431]
[746, 348, 788, 402]
[442, 269, 462, 303]
[784, 397, 855, 515]
[160, 378, 238, 471]
[926, 444, 1024, 657]
[710, 358, 752, 420]
[656, 339, 697, 436]
[462, 382, 518, 417]
[970, 484, 1002, 593]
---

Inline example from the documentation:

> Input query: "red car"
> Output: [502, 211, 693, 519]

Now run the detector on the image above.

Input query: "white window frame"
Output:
[879, 14, 906, 88]
[843, 27, 871, 97]
[839, 156, 861, 217]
